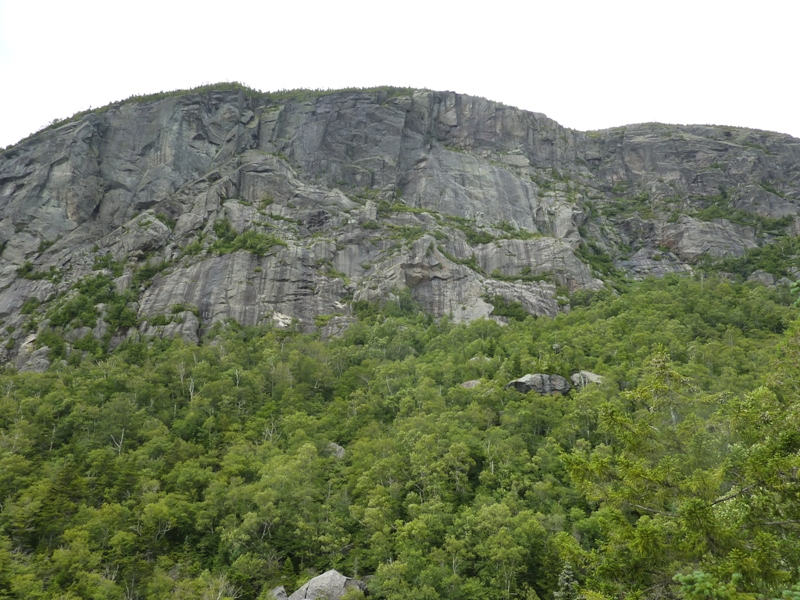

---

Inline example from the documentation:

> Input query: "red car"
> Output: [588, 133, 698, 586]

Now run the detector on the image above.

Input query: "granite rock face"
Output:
[268, 586, 288, 600]
[2, 87, 799, 363]
[286, 569, 366, 600]
[506, 374, 572, 395]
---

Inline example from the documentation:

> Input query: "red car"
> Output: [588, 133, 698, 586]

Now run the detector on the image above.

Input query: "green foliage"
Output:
[554, 563, 583, 600]
[211, 218, 286, 256]
[495, 221, 541, 240]
[171, 303, 200, 318]
[673, 571, 751, 600]
[182, 235, 205, 256]
[351, 287, 421, 321]
[490, 267, 552, 284]
[569, 288, 613, 309]
[72, 333, 101, 356]
[147, 313, 173, 326]
[155, 212, 176, 230]
[760, 181, 785, 198]
[92, 252, 125, 277]
[485, 295, 531, 321]
[34, 328, 66, 359]
[105, 297, 139, 330]
[313, 313, 339, 328]
[692, 189, 792, 232]
[699, 236, 800, 279]
[387, 224, 427, 244]
[376, 200, 431, 218]
[0, 275, 798, 598]
[316, 260, 349, 283]
[20, 297, 41, 314]
[131, 259, 169, 288]
[213, 217, 237, 244]
[599, 192, 651, 218]
[47, 292, 99, 328]
[37, 238, 55, 253]
[456, 223, 495, 245]
[46, 273, 138, 335]
[232, 230, 287, 257]
[16, 261, 61, 283]
[565, 339, 800, 594]
[370, 199, 549, 257]
[437, 246, 486, 275]
[575, 240, 620, 278]
[265, 85, 418, 104]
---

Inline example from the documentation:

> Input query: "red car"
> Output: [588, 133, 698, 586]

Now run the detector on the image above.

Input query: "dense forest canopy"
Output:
[1, 275, 799, 599]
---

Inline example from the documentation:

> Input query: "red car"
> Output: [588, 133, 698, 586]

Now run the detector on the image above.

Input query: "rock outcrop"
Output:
[506, 374, 571, 395]
[2, 86, 799, 363]
[268, 586, 289, 600]
[570, 370, 605, 388]
[326, 442, 346, 459]
[280, 569, 366, 600]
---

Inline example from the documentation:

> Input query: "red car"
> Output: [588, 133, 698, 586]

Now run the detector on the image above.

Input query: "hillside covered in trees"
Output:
[1, 275, 799, 599]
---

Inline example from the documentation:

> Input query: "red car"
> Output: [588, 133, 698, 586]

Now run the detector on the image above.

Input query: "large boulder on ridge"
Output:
[506, 373, 571, 395]
[287, 569, 366, 600]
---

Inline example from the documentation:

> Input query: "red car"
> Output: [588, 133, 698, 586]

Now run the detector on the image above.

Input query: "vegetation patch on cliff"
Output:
[211, 218, 287, 257]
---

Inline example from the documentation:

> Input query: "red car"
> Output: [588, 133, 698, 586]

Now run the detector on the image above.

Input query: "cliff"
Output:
[2, 86, 800, 368]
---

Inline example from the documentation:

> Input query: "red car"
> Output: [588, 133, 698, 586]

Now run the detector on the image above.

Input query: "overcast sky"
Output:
[1, 0, 798, 148]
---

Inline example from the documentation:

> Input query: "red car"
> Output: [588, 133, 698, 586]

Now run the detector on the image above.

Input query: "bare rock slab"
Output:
[287, 569, 366, 600]
[268, 586, 289, 600]
[506, 373, 571, 395]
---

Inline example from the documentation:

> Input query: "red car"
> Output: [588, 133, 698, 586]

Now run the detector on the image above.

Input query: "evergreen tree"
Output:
[554, 563, 582, 600]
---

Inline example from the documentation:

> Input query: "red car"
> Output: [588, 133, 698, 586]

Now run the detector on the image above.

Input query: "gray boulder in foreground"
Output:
[506, 373, 571, 395]
[570, 370, 605, 388]
[287, 569, 366, 600]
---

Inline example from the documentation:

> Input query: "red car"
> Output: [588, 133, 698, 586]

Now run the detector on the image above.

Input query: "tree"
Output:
[554, 563, 583, 600]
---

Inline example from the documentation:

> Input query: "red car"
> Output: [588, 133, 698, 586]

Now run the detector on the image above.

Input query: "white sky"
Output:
[1, 0, 798, 148]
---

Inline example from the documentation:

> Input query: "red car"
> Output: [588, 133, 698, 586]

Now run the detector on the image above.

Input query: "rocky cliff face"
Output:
[2, 87, 800, 368]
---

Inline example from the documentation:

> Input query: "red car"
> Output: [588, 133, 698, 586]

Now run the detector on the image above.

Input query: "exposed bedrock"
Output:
[2, 87, 799, 361]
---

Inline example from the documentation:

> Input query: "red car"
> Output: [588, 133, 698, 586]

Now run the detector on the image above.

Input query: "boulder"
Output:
[268, 586, 289, 600]
[288, 569, 366, 600]
[570, 370, 604, 388]
[327, 442, 346, 459]
[747, 270, 776, 286]
[506, 373, 571, 395]
[460, 379, 481, 388]
[17, 346, 51, 373]
[320, 316, 354, 340]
